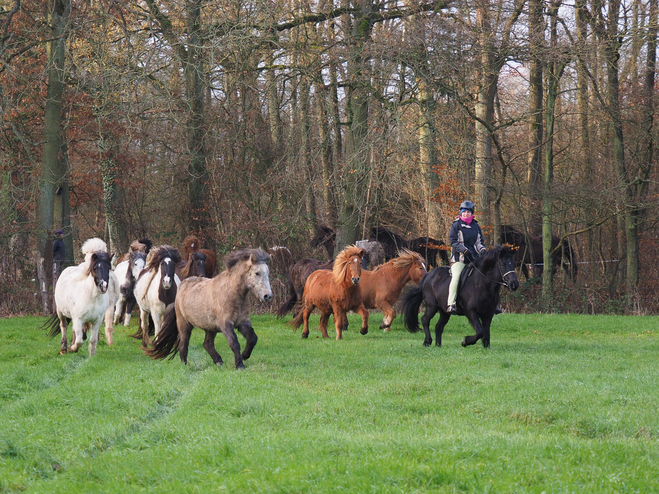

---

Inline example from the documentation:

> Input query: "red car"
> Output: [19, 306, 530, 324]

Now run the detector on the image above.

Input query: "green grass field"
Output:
[0, 312, 657, 493]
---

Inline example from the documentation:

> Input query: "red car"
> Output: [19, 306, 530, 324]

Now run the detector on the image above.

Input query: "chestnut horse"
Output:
[183, 235, 217, 278]
[145, 249, 272, 368]
[359, 249, 427, 331]
[290, 246, 368, 340]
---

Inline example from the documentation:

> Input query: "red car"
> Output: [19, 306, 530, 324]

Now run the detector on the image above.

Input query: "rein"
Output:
[471, 257, 515, 287]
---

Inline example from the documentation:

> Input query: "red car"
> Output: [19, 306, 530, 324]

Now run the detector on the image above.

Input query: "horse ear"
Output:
[357, 248, 365, 258]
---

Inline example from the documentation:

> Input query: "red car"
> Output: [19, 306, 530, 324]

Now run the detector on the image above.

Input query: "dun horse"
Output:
[133, 245, 182, 347]
[145, 249, 272, 368]
[359, 250, 427, 331]
[42, 238, 114, 355]
[401, 246, 519, 348]
[290, 246, 368, 340]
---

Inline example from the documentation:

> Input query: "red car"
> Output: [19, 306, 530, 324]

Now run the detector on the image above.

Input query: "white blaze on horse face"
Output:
[162, 257, 173, 289]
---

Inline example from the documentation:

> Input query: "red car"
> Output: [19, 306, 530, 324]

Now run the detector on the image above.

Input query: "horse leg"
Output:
[58, 314, 68, 355]
[237, 320, 258, 360]
[302, 304, 314, 339]
[177, 319, 193, 365]
[355, 304, 369, 335]
[420, 304, 439, 347]
[332, 309, 349, 339]
[462, 312, 484, 347]
[113, 298, 125, 326]
[88, 321, 101, 356]
[222, 323, 246, 369]
[202, 330, 224, 366]
[124, 299, 137, 326]
[480, 314, 494, 348]
[103, 304, 114, 346]
[379, 301, 395, 331]
[320, 312, 331, 338]
[69, 319, 84, 353]
[434, 311, 451, 347]
[139, 308, 150, 347]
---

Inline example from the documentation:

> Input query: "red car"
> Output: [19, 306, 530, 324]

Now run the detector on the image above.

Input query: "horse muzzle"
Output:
[98, 281, 108, 294]
[260, 290, 273, 302]
[507, 279, 520, 292]
[351, 277, 360, 285]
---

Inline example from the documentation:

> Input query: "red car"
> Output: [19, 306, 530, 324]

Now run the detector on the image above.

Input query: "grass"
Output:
[0, 312, 657, 493]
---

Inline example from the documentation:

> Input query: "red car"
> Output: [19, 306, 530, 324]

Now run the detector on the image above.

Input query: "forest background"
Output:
[1, 0, 659, 316]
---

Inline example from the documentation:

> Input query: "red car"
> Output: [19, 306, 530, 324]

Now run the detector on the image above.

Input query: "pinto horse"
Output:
[145, 249, 272, 368]
[133, 245, 182, 347]
[113, 251, 147, 326]
[42, 238, 114, 356]
[359, 250, 427, 331]
[401, 246, 519, 348]
[183, 235, 217, 278]
[290, 245, 368, 339]
[275, 258, 333, 318]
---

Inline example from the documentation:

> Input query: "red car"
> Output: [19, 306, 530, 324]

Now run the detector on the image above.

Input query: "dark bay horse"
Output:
[371, 226, 448, 268]
[145, 249, 272, 368]
[359, 250, 427, 330]
[275, 257, 333, 318]
[401, 246, 519, 348]
[500, 225, 577, 280]
[310, 225, 336, 259]
[177, 250, 207, 279]
[290, 246, 368, 340]
[183, 235, 217, 278]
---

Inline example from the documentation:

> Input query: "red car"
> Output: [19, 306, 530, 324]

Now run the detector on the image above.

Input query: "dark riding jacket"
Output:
[449, 217, 487, 263]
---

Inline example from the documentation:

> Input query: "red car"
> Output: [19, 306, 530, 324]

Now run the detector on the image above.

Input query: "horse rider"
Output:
[447, 200, 487, 314]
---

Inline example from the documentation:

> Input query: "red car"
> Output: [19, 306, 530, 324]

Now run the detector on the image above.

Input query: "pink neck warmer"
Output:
[462, 215, 474, 225]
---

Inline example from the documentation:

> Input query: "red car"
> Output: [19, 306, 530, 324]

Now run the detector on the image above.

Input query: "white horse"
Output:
[112, 251, 147, 326]
[43, 238, 114, 356]
[133, 245, 181, 347]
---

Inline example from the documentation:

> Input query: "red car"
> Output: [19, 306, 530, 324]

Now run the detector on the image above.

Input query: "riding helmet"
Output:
[460, 200, 475, 212]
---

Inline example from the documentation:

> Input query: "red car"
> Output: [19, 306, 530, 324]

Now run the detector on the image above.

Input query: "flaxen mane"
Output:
[373, 249, 424, 273]
[332, 245, 363, 283]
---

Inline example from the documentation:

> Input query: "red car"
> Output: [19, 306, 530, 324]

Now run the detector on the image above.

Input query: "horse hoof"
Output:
[302, 333, 309, 339]
[423, 341, 431, 347]
[461, 339, 467, 347]
[360, 328, 368, 335]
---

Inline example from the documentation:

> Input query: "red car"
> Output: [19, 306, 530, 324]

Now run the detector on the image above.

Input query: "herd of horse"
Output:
[39, 224, 576, 368]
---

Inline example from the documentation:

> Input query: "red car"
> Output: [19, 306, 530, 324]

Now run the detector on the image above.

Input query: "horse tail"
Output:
[275, 277, 297, 319]
[144, 305, 180, 360]
[41, 314, 67, 338]
[288, 303, 305, 329]
[400, 283, 424, 333]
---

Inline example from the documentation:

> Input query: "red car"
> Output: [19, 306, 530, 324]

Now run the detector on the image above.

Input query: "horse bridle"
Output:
[472, 257, 516, 287]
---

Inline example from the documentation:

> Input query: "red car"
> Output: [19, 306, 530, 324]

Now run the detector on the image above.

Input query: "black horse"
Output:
[500, 225, 577, 280]
[401, 245, 519, 348]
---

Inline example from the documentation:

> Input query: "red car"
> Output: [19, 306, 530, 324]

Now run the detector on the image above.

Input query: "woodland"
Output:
[1, 0, 659, 315]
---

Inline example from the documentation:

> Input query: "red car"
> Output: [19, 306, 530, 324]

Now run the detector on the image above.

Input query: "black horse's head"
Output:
[88, 251, 113, 294]
[479, 246, 519, 292]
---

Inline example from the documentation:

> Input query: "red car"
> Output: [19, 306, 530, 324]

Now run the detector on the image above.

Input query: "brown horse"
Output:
[359, 249, 427, 331]
[177, 250, 207, 279]
[275, 258, 334, 318]
[290, 246, 368, 340]
[145, 249, 272, 368]
[183, 235, 217, 278]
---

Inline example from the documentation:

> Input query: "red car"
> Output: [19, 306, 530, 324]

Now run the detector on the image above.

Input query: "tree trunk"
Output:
[527, 0, 544, 236]
[36, 0, 71, 313]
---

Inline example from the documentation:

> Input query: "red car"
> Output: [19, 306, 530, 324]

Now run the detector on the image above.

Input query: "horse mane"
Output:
[369, 249, 421, 273]
[183, 235, 202, 260]
[180, 251, 207, 278]
[225, 248, 270, 270]
[474, 245, 511, 271]
[145, 245, 181, 271]
[332, 245, 363, 283]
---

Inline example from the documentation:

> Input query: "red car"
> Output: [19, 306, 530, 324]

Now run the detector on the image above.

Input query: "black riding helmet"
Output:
[460, 200, 475, 212]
